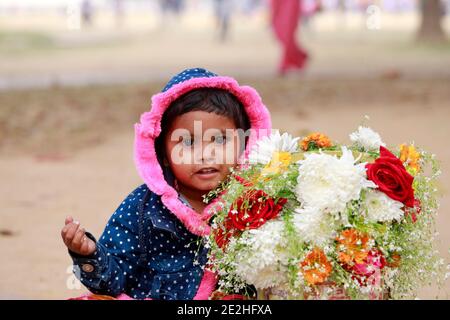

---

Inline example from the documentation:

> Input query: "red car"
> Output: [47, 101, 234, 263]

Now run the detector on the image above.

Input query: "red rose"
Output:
[366, 146, 415, 207]
[228, 190, 287, 231]
[233, 175, 254, 187]
[405, 198, 422, 223]
[214, 219, 238, 249]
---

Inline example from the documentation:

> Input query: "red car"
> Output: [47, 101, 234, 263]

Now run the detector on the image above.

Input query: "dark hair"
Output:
[155, 88, 251, 165]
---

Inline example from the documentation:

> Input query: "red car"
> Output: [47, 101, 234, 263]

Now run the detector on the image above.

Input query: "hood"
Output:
[134, 68, 272, 236]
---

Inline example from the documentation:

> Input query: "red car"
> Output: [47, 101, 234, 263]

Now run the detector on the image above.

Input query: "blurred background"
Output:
[0, 0, 449, 299]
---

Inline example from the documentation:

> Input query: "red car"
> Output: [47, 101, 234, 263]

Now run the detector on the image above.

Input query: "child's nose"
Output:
[194, 141, 216, 163]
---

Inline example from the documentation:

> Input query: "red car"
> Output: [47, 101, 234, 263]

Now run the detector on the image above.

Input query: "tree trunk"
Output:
[417, 0, 446, 43]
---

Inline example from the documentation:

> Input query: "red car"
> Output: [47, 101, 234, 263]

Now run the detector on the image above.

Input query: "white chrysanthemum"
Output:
[295, 147, 376, 214]
[363, 189, 404, 223]
[248, 130, 299, 165]
[349, 126, 386, 151]
[233, 220, 289, 289]
[235, 263, 288, 290]
[292, 206, 337, 246]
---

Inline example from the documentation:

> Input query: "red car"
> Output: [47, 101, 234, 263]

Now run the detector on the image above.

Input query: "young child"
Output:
[61, 68, 272, 300]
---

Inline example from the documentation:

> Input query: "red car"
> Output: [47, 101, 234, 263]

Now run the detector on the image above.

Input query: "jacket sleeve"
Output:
[69, 184, 148, 296]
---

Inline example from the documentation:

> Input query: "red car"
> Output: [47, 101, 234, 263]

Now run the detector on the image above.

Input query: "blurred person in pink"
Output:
[270, 0, 309, 75]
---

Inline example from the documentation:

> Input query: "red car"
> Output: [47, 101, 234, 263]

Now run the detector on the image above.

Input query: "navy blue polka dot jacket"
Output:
[69, 68, 272, 300]
[70, 184, 208, 300]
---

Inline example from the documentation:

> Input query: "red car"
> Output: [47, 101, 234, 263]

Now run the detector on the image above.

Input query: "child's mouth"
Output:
[195, 167, 220, 180]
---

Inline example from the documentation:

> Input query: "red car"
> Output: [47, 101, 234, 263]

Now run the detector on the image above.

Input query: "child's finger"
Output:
[86, 239, 96, 255]
[62, 219, 79, 234]
[79, 236, 96, 255]
[71, 228, 85, 249]
[65, 216, 73, 225]
[79, 236, 89, 254]
[63, 222, 80, 245]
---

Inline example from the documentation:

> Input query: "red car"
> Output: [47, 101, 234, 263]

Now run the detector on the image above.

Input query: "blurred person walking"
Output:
[213, 0, 233, 42]
[159, 0, 184, 16]
[417, 0, 447, 42]
[81, 0, 95, 27]
[242, 0, 264, 15]
[270, 0, 309, 75]
[158, 0, 185, 29]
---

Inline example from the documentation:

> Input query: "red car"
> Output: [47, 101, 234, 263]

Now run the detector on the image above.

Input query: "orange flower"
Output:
[387, 252, 401, 268]
[399, 144, 421, 174]
[336, 229, 370, 266]
[300, 248, 333, 285]
[301, 133, 333, 151]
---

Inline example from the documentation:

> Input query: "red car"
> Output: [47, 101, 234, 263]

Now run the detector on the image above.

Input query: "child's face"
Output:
[163, 111, 245, 195]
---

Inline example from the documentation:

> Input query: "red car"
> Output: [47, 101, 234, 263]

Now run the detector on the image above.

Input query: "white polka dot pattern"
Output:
[162, 68, 217, 92]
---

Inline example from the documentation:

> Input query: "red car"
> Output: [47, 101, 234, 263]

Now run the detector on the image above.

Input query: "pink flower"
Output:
[352, 249, 386, 286]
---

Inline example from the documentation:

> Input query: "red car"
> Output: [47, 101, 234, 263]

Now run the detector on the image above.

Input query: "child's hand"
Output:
[61, 216, 96, 256]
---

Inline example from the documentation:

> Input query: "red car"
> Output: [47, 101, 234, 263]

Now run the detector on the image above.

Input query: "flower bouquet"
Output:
[204, 126, 444, 300]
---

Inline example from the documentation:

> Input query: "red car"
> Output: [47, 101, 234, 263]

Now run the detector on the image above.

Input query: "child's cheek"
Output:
[169, 144, 195, 165]
[230, 135, 244, 164]
[172, 163, 194, 183]
[224, 143, 238, 165]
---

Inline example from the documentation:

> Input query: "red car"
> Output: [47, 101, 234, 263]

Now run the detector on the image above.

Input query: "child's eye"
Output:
[213, 135, 228, 145]
[181, 137, 194, 147]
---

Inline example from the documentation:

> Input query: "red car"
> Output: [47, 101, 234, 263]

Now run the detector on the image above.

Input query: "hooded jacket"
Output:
[70, 68, 272, 300]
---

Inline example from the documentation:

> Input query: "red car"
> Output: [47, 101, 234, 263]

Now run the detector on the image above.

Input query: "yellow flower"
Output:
[399, 144, 421, 174]
[301, 133, 333, 151]
[261, 151, 292, 175]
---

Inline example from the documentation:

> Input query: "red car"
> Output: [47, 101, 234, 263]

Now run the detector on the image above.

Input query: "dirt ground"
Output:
[0, 9, 449, 299]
